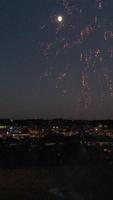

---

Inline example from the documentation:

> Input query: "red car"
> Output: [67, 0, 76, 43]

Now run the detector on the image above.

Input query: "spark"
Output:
[57, 16, 63, 22]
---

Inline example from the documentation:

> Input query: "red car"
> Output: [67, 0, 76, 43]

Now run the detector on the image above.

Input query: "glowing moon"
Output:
[57, 16, 63, 22]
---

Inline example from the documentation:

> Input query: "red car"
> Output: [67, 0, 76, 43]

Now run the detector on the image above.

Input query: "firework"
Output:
[39, 0, 113, 111]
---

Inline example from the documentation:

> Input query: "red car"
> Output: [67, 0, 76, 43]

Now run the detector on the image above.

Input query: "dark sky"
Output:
[0, 0, 113, 119]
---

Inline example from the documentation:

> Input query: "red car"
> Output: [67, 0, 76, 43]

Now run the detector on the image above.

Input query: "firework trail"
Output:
[39, 0, 113, 111]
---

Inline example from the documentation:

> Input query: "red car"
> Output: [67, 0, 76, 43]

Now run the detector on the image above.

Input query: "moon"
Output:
[57, 16, 63, 22]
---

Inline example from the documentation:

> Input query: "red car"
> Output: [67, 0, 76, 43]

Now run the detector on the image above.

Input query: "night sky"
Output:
[0, 0, 113, 119]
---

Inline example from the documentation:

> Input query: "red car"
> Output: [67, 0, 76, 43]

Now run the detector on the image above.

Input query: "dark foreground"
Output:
[0, 134, 113, 200]
[0, 162, 113, 200]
